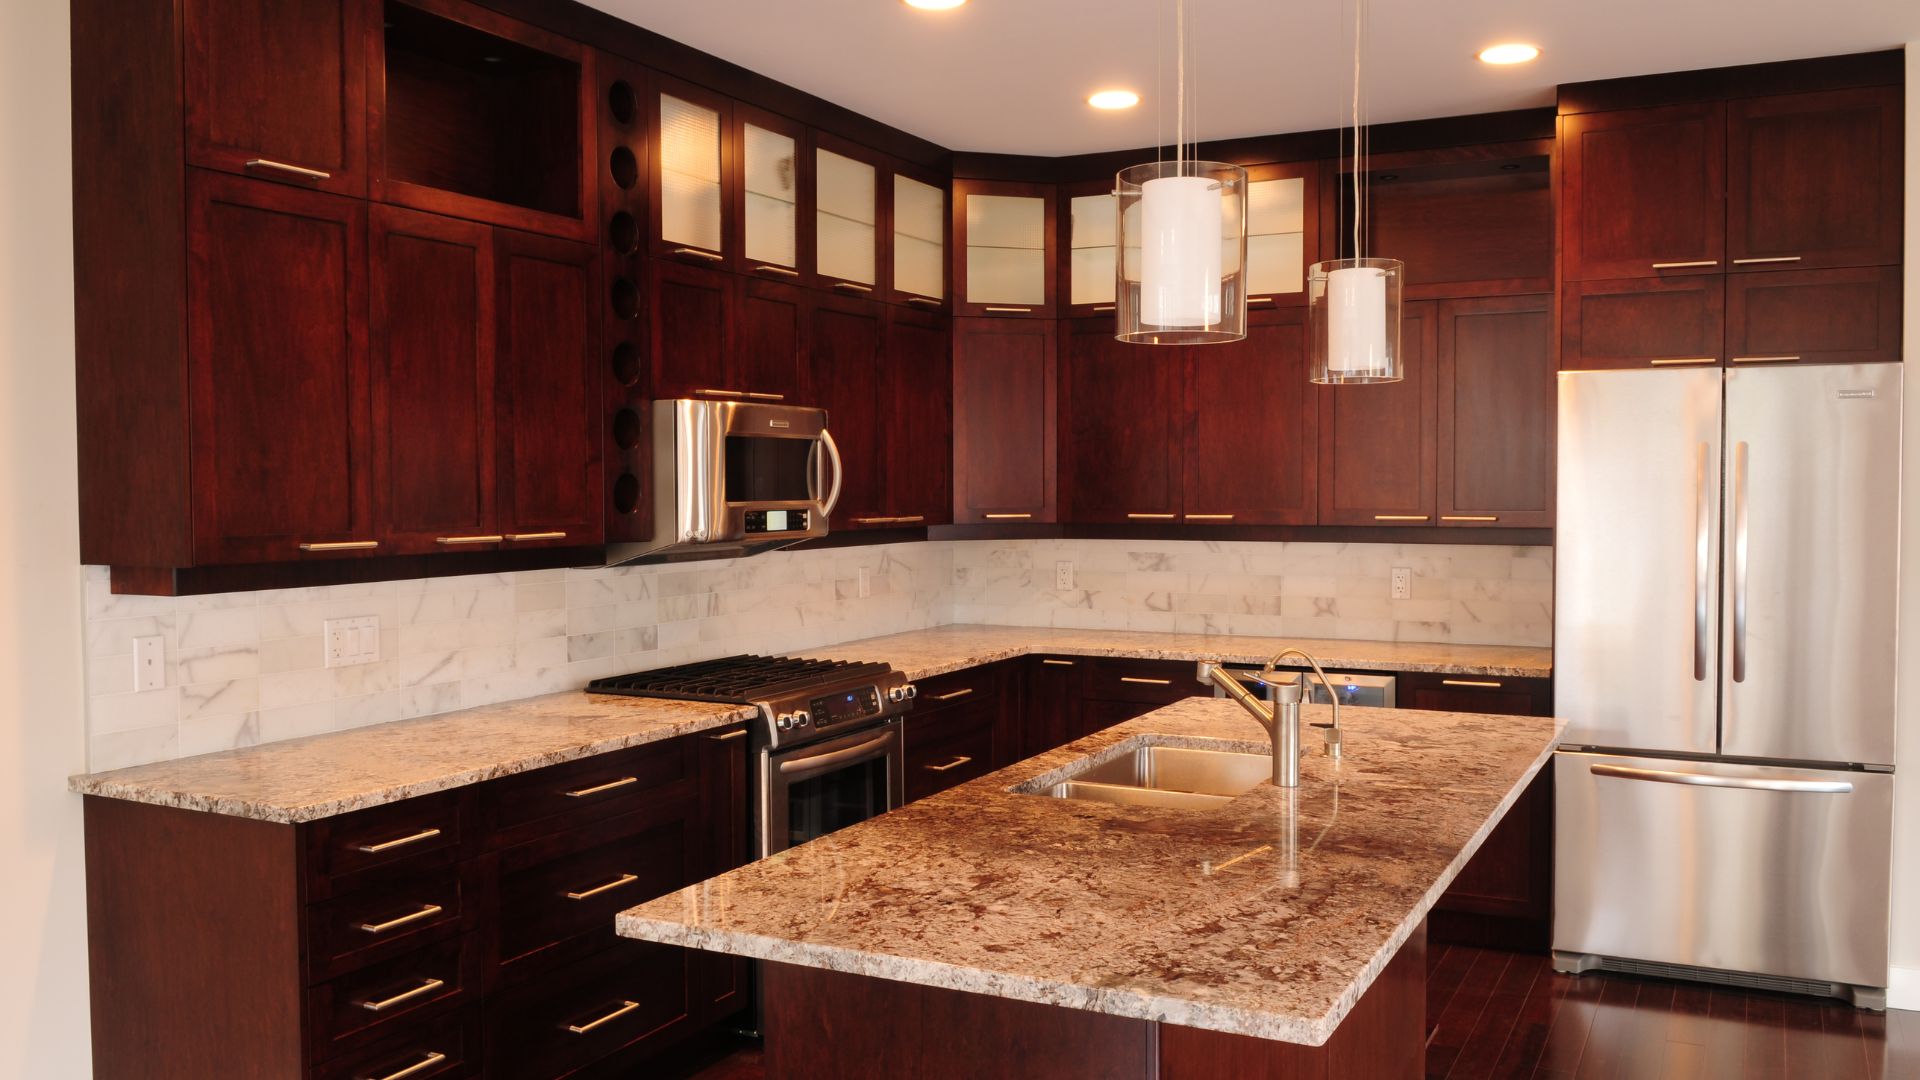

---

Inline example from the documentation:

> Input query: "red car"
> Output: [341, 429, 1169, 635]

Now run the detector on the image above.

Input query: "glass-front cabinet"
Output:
[733, 105, 808, 283]
[1244, 162, 1320, 307]
[814, 134, 883, 295]
[954, 179, 1056, 317]
[652, 79, 730, 265]
[891, 168, 947, 309]
[1062, 179, 1118, 316]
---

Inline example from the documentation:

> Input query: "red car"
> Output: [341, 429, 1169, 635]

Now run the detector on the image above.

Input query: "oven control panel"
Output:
[744, 509, 809, 535]
[809, 686, 882, 729]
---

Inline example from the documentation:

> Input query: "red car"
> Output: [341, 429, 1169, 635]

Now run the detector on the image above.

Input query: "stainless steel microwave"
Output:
[604, 399, 841, 565]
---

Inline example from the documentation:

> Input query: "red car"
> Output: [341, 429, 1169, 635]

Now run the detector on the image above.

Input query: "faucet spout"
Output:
[1197, 661, 1303, 787]
[1261, 648, 1343, 762]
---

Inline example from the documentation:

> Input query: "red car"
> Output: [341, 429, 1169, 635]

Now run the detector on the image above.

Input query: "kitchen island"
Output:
[617, 695, 1561, 1078]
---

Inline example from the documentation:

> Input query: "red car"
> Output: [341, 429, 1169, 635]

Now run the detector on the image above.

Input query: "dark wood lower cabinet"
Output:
[82, 725, 750, 1079]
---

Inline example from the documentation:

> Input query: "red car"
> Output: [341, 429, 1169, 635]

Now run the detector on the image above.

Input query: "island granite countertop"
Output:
[69, 624, 1550, 824]
[616, 697, 1562, 1046]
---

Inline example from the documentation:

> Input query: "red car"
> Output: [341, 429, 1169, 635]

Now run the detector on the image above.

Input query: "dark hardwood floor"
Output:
[660, 946, 1920, 1079]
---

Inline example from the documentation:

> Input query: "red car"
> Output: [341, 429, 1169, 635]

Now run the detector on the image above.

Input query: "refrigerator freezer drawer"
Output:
[1554, 751, 1892, 990]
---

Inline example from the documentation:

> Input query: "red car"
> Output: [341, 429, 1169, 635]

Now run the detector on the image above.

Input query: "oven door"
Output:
[760, 721, 903, 858]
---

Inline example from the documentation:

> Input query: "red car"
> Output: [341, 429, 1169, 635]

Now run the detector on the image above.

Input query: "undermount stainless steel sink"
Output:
[1026, 742, 1270, 809]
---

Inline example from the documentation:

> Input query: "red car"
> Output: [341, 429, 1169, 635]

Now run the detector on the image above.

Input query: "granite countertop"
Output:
[69, 625, 1551, 823]
[617, 698, 1562, 1046]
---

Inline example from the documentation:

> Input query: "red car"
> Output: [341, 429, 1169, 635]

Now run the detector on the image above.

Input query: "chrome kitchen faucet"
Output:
[1196, 649, 1344, 788]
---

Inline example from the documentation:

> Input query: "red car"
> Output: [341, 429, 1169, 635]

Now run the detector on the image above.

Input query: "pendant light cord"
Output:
[1351, 0, 1364, 262]
[1175, 0, 1186, 175]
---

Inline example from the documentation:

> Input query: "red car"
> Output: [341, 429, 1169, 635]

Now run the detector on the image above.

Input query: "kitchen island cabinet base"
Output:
[760, 922, 1426, 1080]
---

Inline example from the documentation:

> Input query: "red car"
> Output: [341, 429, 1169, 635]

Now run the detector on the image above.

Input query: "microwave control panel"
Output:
[744, 509, 809, 534]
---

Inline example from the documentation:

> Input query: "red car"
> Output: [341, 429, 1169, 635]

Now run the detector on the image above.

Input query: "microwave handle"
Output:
[818, 429, 844, 516]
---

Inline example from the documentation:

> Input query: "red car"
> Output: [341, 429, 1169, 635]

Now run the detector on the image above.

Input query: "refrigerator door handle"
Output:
[1732, 440, 1750, 683]
[1590, 762, 1852, 794]
[1693, 441, 1710, 681]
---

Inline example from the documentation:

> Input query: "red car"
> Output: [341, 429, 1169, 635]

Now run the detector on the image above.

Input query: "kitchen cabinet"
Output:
[1560, 276, 1725, 370]
[1560, 103, 1726, 282]
[733, 103, 810, 284]
[734, 278, 810, 403]
[1724, 265, 1903, 366]
[814, 133, 886, 296]
[905, 665, 1015, 801]
[1061, 179, 1119, 317]
[1317, 301, 1438, 526]
[648, 257, 807, 403]
[187, 172, 375, 566]
[806, 292, 889, 527]
[1244, 161, 1321, 307]
[1727, 86, 1902, 272]
[1020, 656, 1088, 760]
[891, 166, 950, 309]
[1061, 319, 1183, 523]
[955, 179, 1057, 317]
[651, 77, 732, 264]
[84, 727, 753, 1078]
[1183, 308, 1318, 525]
[1436, 295, 1554, 527]
[883, 306, 954, 526]
[1339, 150, 1552, 300]
[952, 318, 1058, 524]
[183, 0, 368, 197]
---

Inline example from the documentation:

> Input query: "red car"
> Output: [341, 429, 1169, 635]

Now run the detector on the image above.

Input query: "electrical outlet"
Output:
[857, 567, 872, 599]
[324, 616, 380, 668]
[133, 635, 165, 692]
[1055, 561, 1075, 591]
[1390, 567, 1412, 600]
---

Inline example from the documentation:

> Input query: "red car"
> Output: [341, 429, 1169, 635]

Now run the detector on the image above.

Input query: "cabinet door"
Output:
[495, 230, 601, 547]
[187, 173, 372, 564]
[182, 0, 368, 197]
[1061, 179, 1118, 317]
[649, 257, 733, 399]
[1317, 301, 1437, 526]
[955, 180, 1057, 317]
[884, 307, 953, 526]
[652, 78, 731, 264]
[807, 294, 887, 527]
[1728, 87, 1902, 272]
[370, 207, 498, 555]
[1244, 162, 1319, 307]
[1561, 103, 1726, 281]
[1183, 308, 1316, 525]
[1725, 266, 1902, 366]
[692, 726, 751, 1018]
[734, 277, 807, 403]
[732, 104, 809, 285]
[891, 166, 949, 309]
[1062, 320, 1182, 523]
[814, 133, 884, 295]
[1021, 657, 1086, 758]
[952, 318, 1057, 524]
[1560, 276, 1724, 370]
[1436, 295, 1554, 528]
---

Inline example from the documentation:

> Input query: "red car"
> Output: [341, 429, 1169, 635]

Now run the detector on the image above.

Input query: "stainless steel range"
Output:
[587, 655, 916, 857]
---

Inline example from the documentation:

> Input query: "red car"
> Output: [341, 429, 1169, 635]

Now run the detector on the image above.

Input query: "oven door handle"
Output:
[817, 429, 844, 516]
[777, 728, 894, 784]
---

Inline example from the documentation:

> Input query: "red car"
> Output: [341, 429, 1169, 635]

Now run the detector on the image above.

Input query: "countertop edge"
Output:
[897, 643, 1551, 682]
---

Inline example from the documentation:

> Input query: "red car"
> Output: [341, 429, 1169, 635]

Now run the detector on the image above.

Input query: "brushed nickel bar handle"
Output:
[1693, 441, 1711, 682]
[891, 514, 926, 524]
[705, 728, 748, 741]
[1732, 440, 1750, 684]
[1041, 659, 1076, 666]
[1120, 676, 1172, 686]
[360, 978, 445, 1013]
[359, 904, 445, 935]
[853, 516, 904, 524]
[1247, 296, 1276, 305]
[1373, 514, 1429, 522]
[1184, 513, 1236, 521]
[245, 158, 330, 181]
[1648, 358, 1719, 366]
[694, 388, 747, 398]
[355, 828, 442, 854]
[1732, 256, 1802, 265]
[567, 1000, 642, 1034]
[564, 873, 639, 901]
[906, 296, 944, 308]
[1731, 356, 1801, 364]
[563, 775, 637, 798]
[368, 1051, 448, 1080]
[926, 755, 974, 772]
[752, 264, 799, 276]
[1651, 260, 1718, 269]
[435, 534, 504, 545]
[368, 1050, 448, 1080]
[1440, 515, 1498, 522]
[1127, 513, 1177, 520]
[984, 305, 1033, 313]
[1590, 763, 1851, 794]
[671, 247, 723, 262]
[1092, 304, 1117, 313]
[301, 540, 379, 552]
[929, 688, 974, 701]
[833, 282, 874, 293]
[1441, 679, 1503, 689]
[505, 531, 567, 542]
[745, 391, 787, 401]
[982, 512, 1033, 520]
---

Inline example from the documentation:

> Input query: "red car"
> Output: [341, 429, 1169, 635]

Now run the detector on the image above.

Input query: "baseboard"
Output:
[1890, 966, 1920, 1012]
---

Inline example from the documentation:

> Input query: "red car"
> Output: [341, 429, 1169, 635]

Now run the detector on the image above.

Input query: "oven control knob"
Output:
[775, 714, 793, 731]
[795, 711, 811, 727]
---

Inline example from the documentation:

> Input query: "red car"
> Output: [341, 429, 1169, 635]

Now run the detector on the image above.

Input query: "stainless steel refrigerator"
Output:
[1553, 363, 1899, 1008]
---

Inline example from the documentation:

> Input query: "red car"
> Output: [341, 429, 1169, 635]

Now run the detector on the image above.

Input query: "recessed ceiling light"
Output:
[902, 0, 966, 10]
[1088, 89, 1141, 110]
[1478, 43, 1540, 65]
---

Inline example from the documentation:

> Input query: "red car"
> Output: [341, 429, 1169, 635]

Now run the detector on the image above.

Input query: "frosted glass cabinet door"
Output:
[1068, 191, 1118, 309]
[655, 88, 726, 258]
[1244, 163, 1319, 305]
[816, 142, 878, 288]
[741, 122, 799, 270]
[893, 172, 946, 303]
[956, 180, 1055, 316]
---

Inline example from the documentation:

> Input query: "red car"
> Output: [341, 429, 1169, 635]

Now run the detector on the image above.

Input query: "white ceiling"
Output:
[585, 0, 1919, 156]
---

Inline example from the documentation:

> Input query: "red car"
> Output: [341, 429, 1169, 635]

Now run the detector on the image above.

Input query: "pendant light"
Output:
[1308, 0, 1403, 384]
[1115, 0, 1247, 345]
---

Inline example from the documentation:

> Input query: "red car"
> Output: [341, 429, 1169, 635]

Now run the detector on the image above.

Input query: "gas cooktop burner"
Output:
[585, 654, 896, 705]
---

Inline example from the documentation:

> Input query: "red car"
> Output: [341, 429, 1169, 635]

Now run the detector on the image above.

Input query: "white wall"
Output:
[0, 0, 92, 1072]
[1890, 42, 1920, 1013]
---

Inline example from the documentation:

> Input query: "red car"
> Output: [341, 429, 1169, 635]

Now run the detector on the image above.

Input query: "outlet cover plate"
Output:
[1056, 561, 1075, 591]
[325, 616, 380, 668]
[1391, 567, 1412, 600]
[134, 635, 165, 692]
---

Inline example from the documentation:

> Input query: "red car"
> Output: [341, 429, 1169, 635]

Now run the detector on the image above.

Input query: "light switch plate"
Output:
[325, 616, 380, 668]
[1056, 561, 1075, 591]
[133, 635, 165, 692]
[1391, 567, 1412, 600]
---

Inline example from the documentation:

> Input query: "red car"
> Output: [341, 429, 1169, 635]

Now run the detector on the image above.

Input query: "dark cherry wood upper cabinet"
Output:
[651, 75, 734, 266]
[1343, 148, 1552, 300]
[889, 159, 951, 312]
[187, 172, 374, 565]
[182, 0, 368, 197]
[1560, 276, 1725, 370]
[370, 206, 498, 555]
[952, 317, 1057, 524]
[1243, 161, 1322, 308]
[954, 179, 1058, 318]
[1727, 86, 1903, 272]
[1725, 266, 1903, 366]
[813, 132, 889, 299]
[806, 293, 888, 528]
[649, 257, 733, 400]
[1061, 319, 1182, 524]
[1183, 308, 1317, 525]
[884, 307, 953, 526]
[1560, 103, 1727, 281]
[1317, 300, 1437, 526]
[734, 278, 809, 404]
[495, 230, 602, 547]
[1436, 295, 1554, 528]
[1058, 177, 1120, 319]
[731, 103, 812, 287]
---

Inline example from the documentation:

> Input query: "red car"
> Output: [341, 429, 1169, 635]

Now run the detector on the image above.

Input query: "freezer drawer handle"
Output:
[1589, 763, 1852, 794]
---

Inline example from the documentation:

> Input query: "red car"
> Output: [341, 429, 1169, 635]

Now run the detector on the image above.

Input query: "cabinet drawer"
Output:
[1083, 658, 1199, 705]
[1399, 673, 1551, 717]
[905, 708, 999, 802]
[307, 790, 467, 893]
[308, 864, 475, 983]
[485, 739, 693, 839]
[309, 933, 477, 1059]
[912, 664, 1003, 712]
[316, 1005, 478, 1080]
[487, 939, 693, 1080]
[496, 809, 693, 973]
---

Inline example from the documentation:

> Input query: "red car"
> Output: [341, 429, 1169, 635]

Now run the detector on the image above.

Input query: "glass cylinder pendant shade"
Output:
[1115, 160, 1248, 344]
[1307, 258, 1404, 383]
